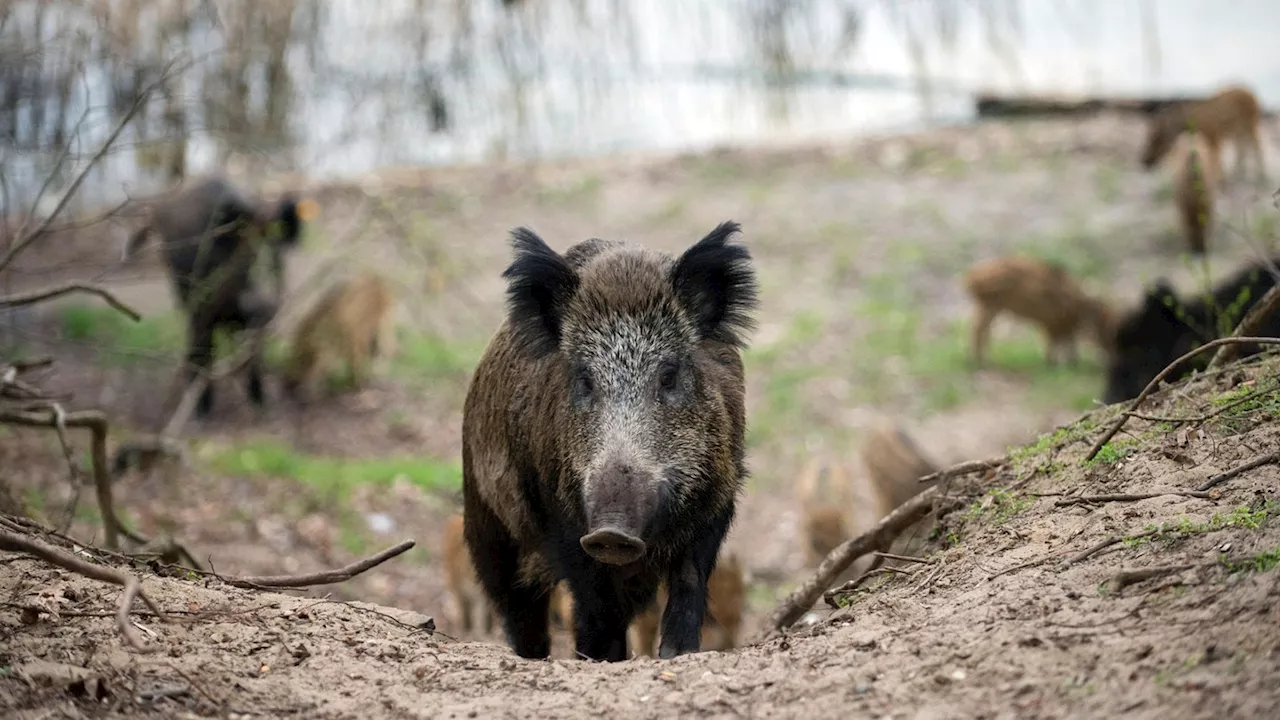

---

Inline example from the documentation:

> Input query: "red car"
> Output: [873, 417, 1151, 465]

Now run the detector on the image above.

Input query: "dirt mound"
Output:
[6, 351, 1280, 719]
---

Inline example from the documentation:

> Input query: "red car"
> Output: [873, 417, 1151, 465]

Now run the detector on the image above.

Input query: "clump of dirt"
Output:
[6, 352, 1280, 718]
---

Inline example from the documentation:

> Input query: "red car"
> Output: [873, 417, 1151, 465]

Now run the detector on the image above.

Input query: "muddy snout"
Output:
[580, 461, 663, 566]
[580, 527, 646, 566]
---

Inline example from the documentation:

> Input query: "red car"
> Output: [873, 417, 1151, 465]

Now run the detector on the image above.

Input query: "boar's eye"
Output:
[657, 358, 681, 394]
[571, 365, 595, 407]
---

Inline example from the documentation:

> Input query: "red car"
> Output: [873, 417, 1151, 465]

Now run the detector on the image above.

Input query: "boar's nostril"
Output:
[580, 527, 646, 566]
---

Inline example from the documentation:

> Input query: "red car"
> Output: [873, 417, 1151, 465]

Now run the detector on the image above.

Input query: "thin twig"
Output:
[1085, 337, 1280, 462]
[1197, 450, 1280, 491]
[1060, 528, 1158, 568]
[822, 566, 913, 607]
[43, 404, 83, 533]
[1107, 564, 1195, 592]
[0, 282, 142, 320]
[873, 551, 934, 565]
[915, 455, 1006, 485]
[1054, 490, 1215, 507]
[219, 540, 416, 589]
[1207, 284, 1280, 370]
[0, 528, 167, 652]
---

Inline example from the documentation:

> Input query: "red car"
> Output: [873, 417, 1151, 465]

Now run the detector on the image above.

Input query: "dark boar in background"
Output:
[125, 174, 316, 417]
[1103, 258, 1280, 404]
[461, 221, 758, 662]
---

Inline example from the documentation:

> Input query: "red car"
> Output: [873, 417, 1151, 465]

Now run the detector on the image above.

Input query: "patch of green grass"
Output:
[1085, 438, 1138, 467]
[1125, 502, 1280, 548]
[1223, 544, 1280, 574]
[963, 487, 1031, 525]
[58, 303, 184, 364]
[1208, 377, 1280, 432]
[1008, 416, 1098, 464]
[206, 438, 460, 505]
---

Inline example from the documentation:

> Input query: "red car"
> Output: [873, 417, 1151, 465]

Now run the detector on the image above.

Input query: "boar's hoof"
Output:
[580, 528, 646, 565]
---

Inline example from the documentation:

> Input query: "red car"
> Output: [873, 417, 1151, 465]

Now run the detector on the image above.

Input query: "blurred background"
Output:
[3, 0, 1280, 647]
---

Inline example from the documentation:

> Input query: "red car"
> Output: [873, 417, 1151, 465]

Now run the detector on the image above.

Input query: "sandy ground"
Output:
[3, 111, 1280, 717]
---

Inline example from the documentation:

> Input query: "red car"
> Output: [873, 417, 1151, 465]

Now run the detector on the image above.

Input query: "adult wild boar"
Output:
[461, 221, 758, 662]
[1102, 258, 1280, 404]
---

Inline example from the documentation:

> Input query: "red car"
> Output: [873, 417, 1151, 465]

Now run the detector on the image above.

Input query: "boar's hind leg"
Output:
[659, 515, 732, 659]
[462, 494, 551, 659]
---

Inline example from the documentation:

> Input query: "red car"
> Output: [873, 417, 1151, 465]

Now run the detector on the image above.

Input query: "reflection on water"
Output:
[2, 0, 1280, 210]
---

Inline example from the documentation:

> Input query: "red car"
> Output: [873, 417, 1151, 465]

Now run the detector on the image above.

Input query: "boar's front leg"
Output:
[658, 518, 731, 659]
[563, 568, 638, 662]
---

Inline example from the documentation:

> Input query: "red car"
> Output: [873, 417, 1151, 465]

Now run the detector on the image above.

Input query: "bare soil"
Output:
[3, 111, 1280, 718]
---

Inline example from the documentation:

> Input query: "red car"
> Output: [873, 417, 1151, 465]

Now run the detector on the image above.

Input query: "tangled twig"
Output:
[1085, 337, 1280, 462]
[0, 407, 142, 550]
[915, 456, 1005, 484]
[0, 528, 168, 652]
[1054, 490, 1214, 507]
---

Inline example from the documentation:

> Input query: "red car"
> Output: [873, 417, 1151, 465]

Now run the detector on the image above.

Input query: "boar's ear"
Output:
[670, 221, 759, 348]
[502, 227, 580, 357]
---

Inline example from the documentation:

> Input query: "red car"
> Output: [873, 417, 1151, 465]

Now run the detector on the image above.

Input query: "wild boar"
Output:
[125, 174, 318, 417]
[964, 255, 1118, 368]
[1102, 258, 1280, 404]
[1169, 131, 1223, 255]
[1140, 84, 1266, 185]
[461, 221, 758, 662]
[441, 514, 498, 637]
[282, 271, 398, 404]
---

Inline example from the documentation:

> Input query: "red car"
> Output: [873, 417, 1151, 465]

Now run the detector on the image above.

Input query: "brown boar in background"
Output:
[442, 514, 498, 638]
[282, 271, 397, 403]
[1169, 132, 1223, 255]
[1140, 84, 1266, 185]
[964, 255, 1117, 368]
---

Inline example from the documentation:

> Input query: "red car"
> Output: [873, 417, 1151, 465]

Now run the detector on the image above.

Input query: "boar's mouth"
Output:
[580, 527, 646, 566]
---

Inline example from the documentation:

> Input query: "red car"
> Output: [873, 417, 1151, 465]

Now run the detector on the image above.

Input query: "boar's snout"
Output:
[580, 527, 646, 566]
[581, 460, 663, 566]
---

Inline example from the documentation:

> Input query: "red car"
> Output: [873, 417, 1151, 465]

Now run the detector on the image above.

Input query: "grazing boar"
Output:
[964, 256, 1118, 368]
[461, 221, 758, 662]
[627, 552, 746, 657]
[125, 175, 318, 418]
[1169, 132, 1223, 255]
[282, 271, 397, 403]
[442, 514, 498, 637]
[1102, 258, 1280, 405]
[1140, 85, 1267, 185]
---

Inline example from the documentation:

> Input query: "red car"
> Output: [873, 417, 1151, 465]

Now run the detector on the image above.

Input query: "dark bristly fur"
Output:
[124, 175, 309, 418]
[1103, 257, 1280, 404]
[462, 221, 758, 663]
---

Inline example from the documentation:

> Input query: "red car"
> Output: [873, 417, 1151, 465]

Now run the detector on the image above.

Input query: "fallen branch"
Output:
[1197, 450, 1280, 491]
[0, 282, 142, 321]
[0, 528, 168, 652]
[872, 551, 934, 565]
[761, 482, 962, 634]
[916, 455, 1006, 485]
[219, 539, 416, 589]
[1207, 285, 1280, 370]
[1054, 490, 1215, 507]
[1085, 337, 1280, 462]
[1106, 564, 1195, 593]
